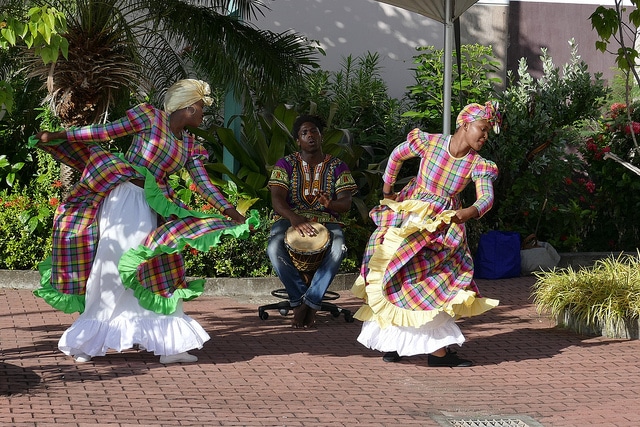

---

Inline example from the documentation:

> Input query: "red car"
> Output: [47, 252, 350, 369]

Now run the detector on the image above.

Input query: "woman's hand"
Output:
[35, 130, 66, 143]
[223, 208, 246, 225]
[451, 206, 479, 224]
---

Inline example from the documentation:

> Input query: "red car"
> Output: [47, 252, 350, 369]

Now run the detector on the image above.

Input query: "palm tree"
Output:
[18, 0, 321, 195]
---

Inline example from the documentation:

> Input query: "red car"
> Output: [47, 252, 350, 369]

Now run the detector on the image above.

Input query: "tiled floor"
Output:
[1, 276, 639, 426]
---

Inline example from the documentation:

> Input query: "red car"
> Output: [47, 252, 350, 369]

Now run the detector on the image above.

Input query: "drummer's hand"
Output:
[291, 217, 318, 237]
[317, 191, 332, 209]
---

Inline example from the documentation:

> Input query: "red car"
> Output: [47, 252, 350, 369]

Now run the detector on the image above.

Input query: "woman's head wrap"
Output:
[164, 79, 213, 114]
[456, 101, 502, 134]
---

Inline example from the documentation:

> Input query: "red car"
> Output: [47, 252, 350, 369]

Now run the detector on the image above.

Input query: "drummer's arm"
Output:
[317, 191, 352, 213]
[271, 186, 316, 235]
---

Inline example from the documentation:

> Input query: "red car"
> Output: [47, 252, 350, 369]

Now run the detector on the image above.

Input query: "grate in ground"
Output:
[432, 415, 545, 427]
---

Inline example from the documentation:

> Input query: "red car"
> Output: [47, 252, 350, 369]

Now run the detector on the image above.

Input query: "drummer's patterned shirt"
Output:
[268, 152, 357, 223]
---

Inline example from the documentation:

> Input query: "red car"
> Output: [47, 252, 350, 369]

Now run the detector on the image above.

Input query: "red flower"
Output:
[623, 121, 640, 135]
[49, 197, 60, 207]
[189, 183, 197, 191]
[52, 180, 63, 188]
[585, 181, 596, 193]
[610, 103, 627, 119]
[190, 248, 199, 256]
[560, 235, 568, 241]
[586, 141, 598, 153]
[523, 211, 529, 217]
[201, 203, 214, 212]
[564, 177, 573, 185]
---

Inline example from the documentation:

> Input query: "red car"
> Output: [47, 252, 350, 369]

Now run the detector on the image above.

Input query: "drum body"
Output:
[284, 222, 331, 273]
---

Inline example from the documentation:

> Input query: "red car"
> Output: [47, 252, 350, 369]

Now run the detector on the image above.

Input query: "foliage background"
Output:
[1, 4, 639, 275]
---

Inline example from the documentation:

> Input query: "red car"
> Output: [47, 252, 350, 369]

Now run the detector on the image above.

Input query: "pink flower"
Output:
[611, 102, 626, 112]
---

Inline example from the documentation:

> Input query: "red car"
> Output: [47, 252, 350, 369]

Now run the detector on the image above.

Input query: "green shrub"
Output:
[577, 102, 640, 251]
[184, 220, 273, 278]
[404, 43, 502, 134]
[0, 189, 55, 269]
[483, 42, 610, 251]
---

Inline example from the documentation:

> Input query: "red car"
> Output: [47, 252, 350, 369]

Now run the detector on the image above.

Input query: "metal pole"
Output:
[224, 3, 240, 177]
[443, 0, 453, 136]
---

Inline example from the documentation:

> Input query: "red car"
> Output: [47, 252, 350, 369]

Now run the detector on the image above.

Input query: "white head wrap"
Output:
[163, 79, 213, 114]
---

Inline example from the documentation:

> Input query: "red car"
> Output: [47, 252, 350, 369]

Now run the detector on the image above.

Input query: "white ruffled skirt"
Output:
[58, 182, 210, 358]
[357, 311, 465, 356]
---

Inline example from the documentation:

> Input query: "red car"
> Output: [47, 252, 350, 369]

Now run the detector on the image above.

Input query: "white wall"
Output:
[260, 0, 446, 99]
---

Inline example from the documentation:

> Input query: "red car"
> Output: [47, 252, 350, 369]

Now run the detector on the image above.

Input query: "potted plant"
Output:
[532, 252, 640, 339]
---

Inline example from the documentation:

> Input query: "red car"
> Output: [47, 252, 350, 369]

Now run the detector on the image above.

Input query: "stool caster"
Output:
[344, 311, 354, 323]
[259, 308, 269, 320]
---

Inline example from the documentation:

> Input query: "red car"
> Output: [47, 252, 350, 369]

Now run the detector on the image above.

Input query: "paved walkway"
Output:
[1, 275, 639, 427]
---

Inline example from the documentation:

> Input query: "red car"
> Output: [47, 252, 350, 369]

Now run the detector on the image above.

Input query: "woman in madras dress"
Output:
[352, 102, 501, 367]
[33, 79, 256, 364]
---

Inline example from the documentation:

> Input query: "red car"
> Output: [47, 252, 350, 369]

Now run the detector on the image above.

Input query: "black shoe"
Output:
[382, 351, 402, 363]
[427, 349, 472, 367]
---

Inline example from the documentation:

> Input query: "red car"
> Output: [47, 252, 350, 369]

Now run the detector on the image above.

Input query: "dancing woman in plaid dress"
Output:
[33, 80, 256, 364]
[352, 102, 501, 367]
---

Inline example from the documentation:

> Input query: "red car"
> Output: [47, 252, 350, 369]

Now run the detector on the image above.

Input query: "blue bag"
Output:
[474, 230, 521, 279]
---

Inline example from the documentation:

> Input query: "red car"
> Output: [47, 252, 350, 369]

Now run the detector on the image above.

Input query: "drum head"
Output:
[284, 222, 330, 253]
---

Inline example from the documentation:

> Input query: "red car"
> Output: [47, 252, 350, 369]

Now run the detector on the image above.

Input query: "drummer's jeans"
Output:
[267, 219, 346, 310]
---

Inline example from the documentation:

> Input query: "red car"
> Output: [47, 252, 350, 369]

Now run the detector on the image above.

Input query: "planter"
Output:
[557, 309, 640, 340]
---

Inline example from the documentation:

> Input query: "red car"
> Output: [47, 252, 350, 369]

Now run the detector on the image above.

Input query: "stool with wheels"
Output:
[258, 288, 354, 322]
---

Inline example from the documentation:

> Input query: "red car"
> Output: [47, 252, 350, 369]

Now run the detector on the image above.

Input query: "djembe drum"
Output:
[284, 222, 331, 284]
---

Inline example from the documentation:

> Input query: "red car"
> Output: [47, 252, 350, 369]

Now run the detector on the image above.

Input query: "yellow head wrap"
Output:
[163, 79, 213, 114]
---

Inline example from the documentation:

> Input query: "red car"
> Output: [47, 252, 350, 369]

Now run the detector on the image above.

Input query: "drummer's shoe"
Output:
[292, 304, 308, 328]
[303, 308, 318, 329]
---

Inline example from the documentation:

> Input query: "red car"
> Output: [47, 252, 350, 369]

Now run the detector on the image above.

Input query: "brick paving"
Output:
[1, 276, 639, 426]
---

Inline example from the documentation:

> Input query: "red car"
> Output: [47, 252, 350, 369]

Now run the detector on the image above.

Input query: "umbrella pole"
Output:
[443, 0, 453, 136]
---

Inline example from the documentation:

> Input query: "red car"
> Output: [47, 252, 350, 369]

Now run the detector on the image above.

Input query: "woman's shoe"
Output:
[382, 351, 402, 363]
[74, 353, 92, 363]
[427, 349, 472, 367]
[159, 352, 198, 364]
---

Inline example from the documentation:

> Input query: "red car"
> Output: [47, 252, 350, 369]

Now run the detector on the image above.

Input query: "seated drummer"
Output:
[267, 114, 358, 329]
